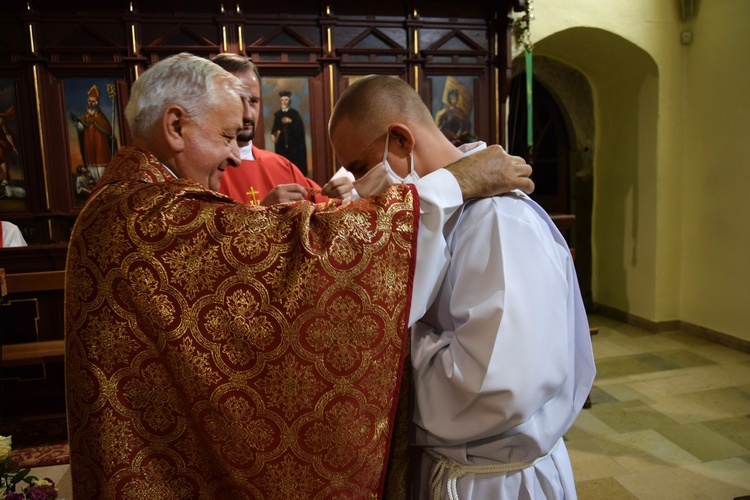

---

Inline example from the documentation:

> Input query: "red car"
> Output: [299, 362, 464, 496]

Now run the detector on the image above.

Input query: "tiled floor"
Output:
[569, 314, 750, 499]
[29, 314, 750, 499]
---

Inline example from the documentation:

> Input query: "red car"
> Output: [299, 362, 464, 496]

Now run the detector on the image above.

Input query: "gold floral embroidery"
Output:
[121, 457, 196, 499]
[66, 253, 93, 317]
[204, 395, 275, 466]
[85, 209, 133, 268]
[124, 266, 176, 330]
[303, 400, 372, 469]
[257, 353, 325, 420]
[167, 197, 199, 226]
[88, 408, 137, 474]
[204, 289, 274, 366]
[174, 429, 216, 477]
[362, 241, 410, 311]
[131, 184, 168, 211]
[258, 455, 323, 500]
[359, 347, 399, 405]
[131, 187, 171, 237]
[81, 308, 138, 372]
[306, 295, 380, 372]
[328, 211, 379, 265]
[232, 227, 271, 259]
[220, 208, 292, 259]
[393, 207, 416, 235]
[166, 338, 221, 400]
[162, 230, 229, 299]
[262, 249, 329, 314]
[135, 210, 168, 238]
[354, 440, 388, 493]
[123, 362, 181, 433]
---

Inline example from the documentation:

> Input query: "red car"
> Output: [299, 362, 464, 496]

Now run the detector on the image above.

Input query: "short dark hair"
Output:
[211, 53, 261, 80]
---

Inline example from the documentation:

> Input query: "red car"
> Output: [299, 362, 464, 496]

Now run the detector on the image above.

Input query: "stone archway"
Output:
[509, 55, 595, 309]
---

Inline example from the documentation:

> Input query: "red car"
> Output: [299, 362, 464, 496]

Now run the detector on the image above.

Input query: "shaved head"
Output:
[329, 75, 435, 144]
[329, 74, 462, 182]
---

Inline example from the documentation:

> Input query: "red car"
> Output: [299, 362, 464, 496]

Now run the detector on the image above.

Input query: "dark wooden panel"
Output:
[0, 0, 520, 250]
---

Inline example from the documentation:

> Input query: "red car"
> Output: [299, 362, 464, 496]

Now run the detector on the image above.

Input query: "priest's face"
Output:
[234, 68, 261, 144]
[177, 81, 243, 191]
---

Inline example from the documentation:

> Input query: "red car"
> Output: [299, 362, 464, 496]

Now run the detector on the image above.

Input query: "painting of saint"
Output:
[0, 79, 28, 211]
[262, 77, 312, 177]
[63, 77, 121, 205]
[432, 76, 476, 145]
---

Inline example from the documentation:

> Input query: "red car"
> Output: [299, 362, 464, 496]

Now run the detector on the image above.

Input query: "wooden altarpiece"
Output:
[0, 0, 524, 425]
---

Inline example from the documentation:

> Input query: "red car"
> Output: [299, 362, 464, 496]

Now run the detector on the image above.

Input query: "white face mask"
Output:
[352, 133, 419, 198]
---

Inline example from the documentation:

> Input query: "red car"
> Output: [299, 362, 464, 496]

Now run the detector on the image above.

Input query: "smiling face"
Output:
[234, 68, 261, 144]
[175, 81, 243, 191]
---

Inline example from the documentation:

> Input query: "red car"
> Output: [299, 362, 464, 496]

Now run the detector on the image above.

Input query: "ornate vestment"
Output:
[65, 147, 418, 499]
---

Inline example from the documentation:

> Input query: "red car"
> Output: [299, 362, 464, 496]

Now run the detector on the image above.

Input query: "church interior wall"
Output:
[528, 0, 750, 346]
[678, 0, 750, 344]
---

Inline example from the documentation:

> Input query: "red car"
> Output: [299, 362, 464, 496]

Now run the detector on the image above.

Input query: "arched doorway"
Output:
[508, 76, 570, 215]
[507, 56, 596, 310]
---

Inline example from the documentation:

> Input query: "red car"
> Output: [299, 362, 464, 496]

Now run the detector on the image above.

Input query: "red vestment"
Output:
[219, 145, 327, 205]
[81, 109, 113, 166]
[65, 147, 418, 499]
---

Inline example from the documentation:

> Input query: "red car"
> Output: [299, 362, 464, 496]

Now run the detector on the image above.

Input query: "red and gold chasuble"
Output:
[65, 147, 418, 499]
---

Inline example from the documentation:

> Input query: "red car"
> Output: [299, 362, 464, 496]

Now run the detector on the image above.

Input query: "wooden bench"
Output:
[2, 339, 65, 367]
[1, 269, 66, 367]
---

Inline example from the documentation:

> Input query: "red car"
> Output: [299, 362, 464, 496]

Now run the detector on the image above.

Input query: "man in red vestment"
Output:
[214, 54, 354, 206]
[65, 52, 533, 499]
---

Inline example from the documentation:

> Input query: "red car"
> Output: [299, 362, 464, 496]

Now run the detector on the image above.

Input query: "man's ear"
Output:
[387, 124, 415, 158]
[163, 105, 186, 153]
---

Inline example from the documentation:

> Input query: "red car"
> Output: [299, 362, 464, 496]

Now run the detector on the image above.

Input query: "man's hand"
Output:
[321, 177, 354, 199]
[261, 184, 308, 206]
[445, 145, 534, 200]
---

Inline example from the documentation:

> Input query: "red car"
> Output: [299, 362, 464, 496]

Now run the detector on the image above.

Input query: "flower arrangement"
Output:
[0, 436, 58, 500]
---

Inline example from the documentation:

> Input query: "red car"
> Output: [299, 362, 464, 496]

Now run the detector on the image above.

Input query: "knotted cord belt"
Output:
[427, 438, 562, 500]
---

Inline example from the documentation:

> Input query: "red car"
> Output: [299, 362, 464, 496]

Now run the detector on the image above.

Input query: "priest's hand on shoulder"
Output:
[261, 184, 309, 206]
[445, 145, 534, 200]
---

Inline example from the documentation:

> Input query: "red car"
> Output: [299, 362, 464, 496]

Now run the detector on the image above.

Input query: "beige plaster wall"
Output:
[523, 0, 750, 342]
[678, 0, 750, 341]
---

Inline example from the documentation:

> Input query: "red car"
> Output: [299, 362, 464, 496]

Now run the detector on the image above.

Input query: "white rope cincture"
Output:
[428, 438, 562, 500]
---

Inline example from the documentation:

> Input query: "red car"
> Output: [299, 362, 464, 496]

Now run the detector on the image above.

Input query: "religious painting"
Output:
[62, 77, 122, 206]
[0, 79, 29, 212]
[430, 75, 477, 146]
[343, 75, 367, 87]
[341, 74, 401, 89]
[261, 76, 312, 178]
